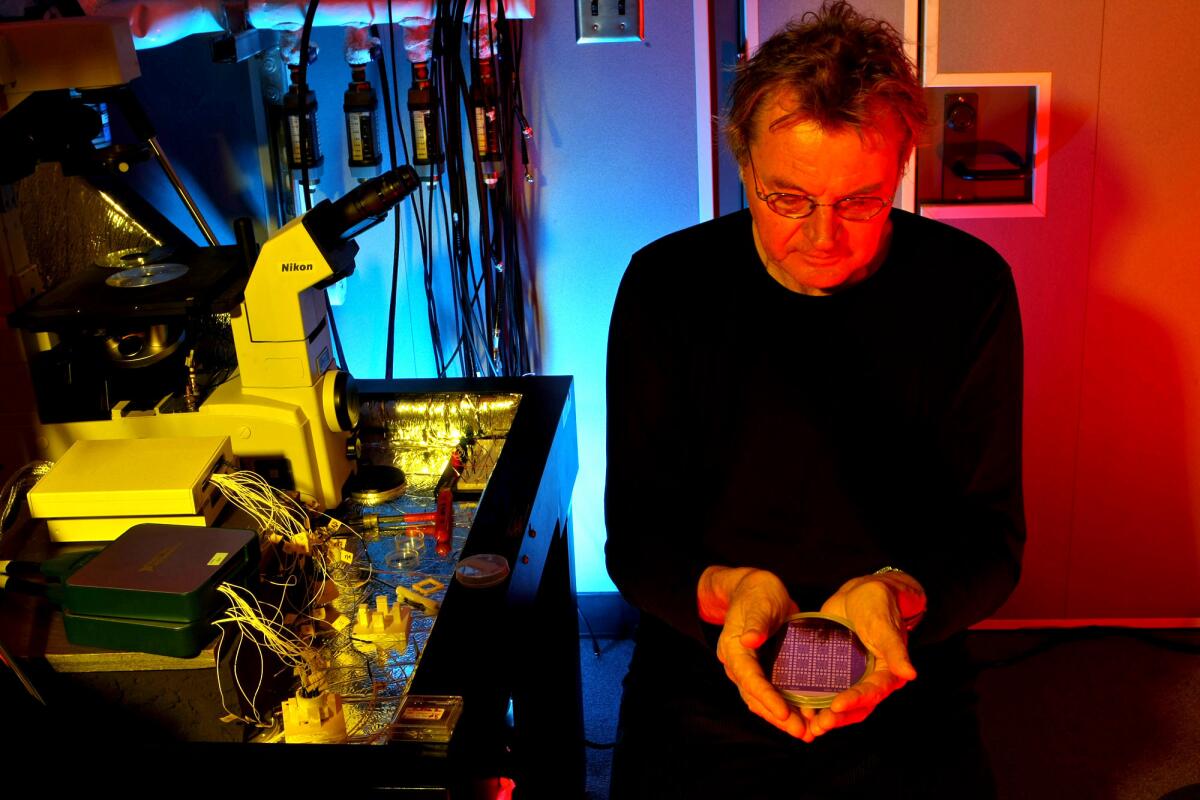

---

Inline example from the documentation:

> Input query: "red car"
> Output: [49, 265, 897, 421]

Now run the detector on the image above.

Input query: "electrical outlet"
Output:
[576, 0, 644, 44]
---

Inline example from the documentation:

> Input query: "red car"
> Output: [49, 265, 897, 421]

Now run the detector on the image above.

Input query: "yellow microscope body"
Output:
[30, 169, 419, 511]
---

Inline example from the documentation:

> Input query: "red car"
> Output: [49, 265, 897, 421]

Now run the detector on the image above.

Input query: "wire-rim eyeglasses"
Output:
[747, 150, 892, 222]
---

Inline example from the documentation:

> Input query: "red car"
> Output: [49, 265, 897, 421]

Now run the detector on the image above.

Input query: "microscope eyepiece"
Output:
[309, 165, 420, 245]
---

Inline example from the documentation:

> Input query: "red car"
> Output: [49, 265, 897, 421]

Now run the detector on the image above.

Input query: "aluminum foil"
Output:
[17, 163, 161, 290]
[314, 510, 473, 742]
[358, 393, 520, 488]
[309, 392, 515, 743]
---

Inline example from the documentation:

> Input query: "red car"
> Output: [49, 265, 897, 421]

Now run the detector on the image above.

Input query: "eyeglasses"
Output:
[747, 150, 892, 222]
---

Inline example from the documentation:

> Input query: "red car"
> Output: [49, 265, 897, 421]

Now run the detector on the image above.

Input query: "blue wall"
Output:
[520, 4, 701, 593]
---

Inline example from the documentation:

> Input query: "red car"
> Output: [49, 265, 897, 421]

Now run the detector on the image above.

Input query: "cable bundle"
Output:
[281, 1, 537, 378]
[370, 0, 536, 378]
[213, 581, 326, 727]
[209, 470, 312, 543]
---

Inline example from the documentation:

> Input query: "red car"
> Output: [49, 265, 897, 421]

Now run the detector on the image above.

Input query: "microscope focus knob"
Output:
[345, 434, 362, 462]
[321, 369, 360, 433]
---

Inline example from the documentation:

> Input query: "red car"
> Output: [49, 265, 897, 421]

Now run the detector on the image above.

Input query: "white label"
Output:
[288, 114, 319, 162]
[348, 114, 363, 160]
[413, 110, 429, 160]
[474, 107, 488, 153]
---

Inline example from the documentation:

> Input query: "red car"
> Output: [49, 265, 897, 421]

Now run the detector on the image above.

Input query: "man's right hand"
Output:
[697, 566, 810, 741]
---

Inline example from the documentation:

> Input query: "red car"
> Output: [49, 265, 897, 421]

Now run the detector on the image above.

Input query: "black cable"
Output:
[506, 14, 535, 373]
[484, 2, 508, 372]
[325, 293, 349, 370]
[384, 207, 402, 379]
[382, 1, 429, 213]
[445, 0, 483, 377]
[467, 1, 494, 366]
[402, 0, 536, 378]
[485, 2, 533, 374]
[482, 2, 508, 374]
[437, 176, 465, 371]
[380, 6, 443, 379]
[296, 1, 347, 370]
[372, 26, 403, 379]
[468, 0, 506, 379]
[297, 0, 319, 214]
[421, 19, 447, 376]
[579, 599, 618, 750]
[584, 738, 617, 750]
[435, 1, 462, 375]
[386, 12, 405, 167]
[578, 607, 601, 658]
[385, 0, 413, 166]
[373, 30, 400, 172]
[424, 174, 446, 375]
[459, 0, 485, 376]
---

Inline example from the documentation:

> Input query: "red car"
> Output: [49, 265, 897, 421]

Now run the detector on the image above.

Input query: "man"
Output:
[604, 2, 1025, 797]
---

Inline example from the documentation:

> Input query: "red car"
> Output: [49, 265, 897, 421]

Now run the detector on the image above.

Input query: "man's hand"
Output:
[697, 566, 810, 740]
[804, 570, 927, 737]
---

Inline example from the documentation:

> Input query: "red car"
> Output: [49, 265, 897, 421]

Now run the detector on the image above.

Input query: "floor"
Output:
[579, 627, 1200, 800]
[580, 636, 633, 799]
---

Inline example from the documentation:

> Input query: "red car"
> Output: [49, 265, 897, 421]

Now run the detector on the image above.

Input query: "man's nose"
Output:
[803, 205, 840, 248]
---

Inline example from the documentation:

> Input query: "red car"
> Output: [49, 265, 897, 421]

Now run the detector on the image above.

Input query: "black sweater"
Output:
[605, 208, 1025, 652]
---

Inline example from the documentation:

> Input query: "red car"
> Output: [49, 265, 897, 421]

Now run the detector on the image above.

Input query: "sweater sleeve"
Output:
[604, 253, 711, 645]
[905, 262, 1027, 645]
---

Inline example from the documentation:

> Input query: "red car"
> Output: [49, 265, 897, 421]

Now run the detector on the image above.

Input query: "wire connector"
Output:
[351, 594, 412, 653]
[282, 690, 347, 743]
[396, 583, 441, 615]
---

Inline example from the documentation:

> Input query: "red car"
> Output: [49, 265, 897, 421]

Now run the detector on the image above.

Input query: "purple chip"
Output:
[769, 616, 870, 694]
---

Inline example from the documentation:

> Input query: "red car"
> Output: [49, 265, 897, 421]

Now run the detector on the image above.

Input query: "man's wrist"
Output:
[873, 566, 926, 631]
[697, 565, 745, 625]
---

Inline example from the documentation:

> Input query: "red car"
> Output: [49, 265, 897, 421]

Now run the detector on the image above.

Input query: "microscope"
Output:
[10, 165, 419, 512]
[215, 167, 421, 507]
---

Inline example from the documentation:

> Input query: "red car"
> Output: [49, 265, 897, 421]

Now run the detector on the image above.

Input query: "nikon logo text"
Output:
[281, 262, 314, 272]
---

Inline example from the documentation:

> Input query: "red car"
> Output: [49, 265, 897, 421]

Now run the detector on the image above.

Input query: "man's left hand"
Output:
[805, 571, 927, 737]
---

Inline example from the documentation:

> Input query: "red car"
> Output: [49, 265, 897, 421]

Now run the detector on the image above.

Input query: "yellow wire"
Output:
[213, 583, 323, 684]
[209, 471, 310, 541]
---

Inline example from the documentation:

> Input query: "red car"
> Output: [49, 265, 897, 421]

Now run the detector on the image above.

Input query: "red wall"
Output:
[939, 0, 1200, 621]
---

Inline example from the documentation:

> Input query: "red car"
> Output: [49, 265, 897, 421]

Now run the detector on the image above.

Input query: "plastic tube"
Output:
[76, 0, 534, 49]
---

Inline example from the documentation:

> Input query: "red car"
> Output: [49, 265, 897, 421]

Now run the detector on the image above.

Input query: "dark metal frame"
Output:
[2, 375, 583, 798]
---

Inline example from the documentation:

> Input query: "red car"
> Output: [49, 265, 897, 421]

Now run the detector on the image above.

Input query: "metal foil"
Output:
[358, 393, 521, 487]
[312, 393, 514, 743]
[17, 163, 161, 290]
[318, 518, 472, 743]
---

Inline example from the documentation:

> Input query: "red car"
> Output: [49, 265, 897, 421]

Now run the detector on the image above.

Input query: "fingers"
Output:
[748, 697, 812, 741]
[718, 638, 812, 739]
[713, 570, 812, 741]
[807, 665, 909, 738]
[712, 568, 848, 741]
[718, 636, 788, 720]
[716, 570, 926, 742]
[863, 618, 917, 682]
[829, 665, 906, 714]
[729, 572, 796, 634]
[823, 578, 919, 682]
[735, 611, 774, 651]
[807, 704, 872, 738]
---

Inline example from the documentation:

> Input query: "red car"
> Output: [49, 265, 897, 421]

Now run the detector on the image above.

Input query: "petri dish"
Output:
[454, 553, 510, 588]
[762, 612, 874, 709]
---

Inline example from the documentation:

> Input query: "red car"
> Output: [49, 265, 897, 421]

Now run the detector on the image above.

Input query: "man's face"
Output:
[742, 100, 904, 295]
